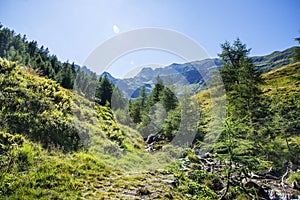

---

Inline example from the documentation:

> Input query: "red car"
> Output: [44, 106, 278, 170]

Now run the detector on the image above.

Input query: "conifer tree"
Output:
[139, 85, 147, 108]
[111, 87, 126, 110]
[149, 75, 164, 104]
[129, 99, 142, 124]
[219, 38, 263, 129]
[161, 86, 178, 112]
[95, 75, 114, 106]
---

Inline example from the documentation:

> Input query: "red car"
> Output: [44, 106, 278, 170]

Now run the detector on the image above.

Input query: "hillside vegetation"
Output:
[0, 58, 217, 199]
[1, 58, 299, 199]
[0, 27, 300, 199]
[252, 47, 296, 72]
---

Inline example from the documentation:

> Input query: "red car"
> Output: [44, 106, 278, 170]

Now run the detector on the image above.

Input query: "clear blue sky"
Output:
[0, 0, 299, 77]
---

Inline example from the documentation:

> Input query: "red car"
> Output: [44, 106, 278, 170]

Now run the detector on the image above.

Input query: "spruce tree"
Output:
[95, 75, 114, 106]
[149, 75, 164, 104]
[161, 87, 178, 112]
[129, 99, 142, 124]
[139, 85, 147, 108]
[219, 38, 263, 126]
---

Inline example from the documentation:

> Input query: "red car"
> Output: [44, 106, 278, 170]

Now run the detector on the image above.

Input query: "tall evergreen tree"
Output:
[111, 87, 126, 110]
[95, 75, 114, 106]
[219, 38, 263, 124]
[56, 62, 75, 89]
[128, 86, 148, 124]
[161, 87, 178, 112]
[129, 99, 142, 124]
[139, 85, 147, 108]
[149, 75, 164, 104]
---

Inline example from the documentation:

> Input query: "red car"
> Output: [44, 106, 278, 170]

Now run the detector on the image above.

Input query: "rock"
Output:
[162, 179, 178, 186]
[137, 187, 151, 196]
[145, 133, 162, 144]
[290, 194, 300, 199]
[292, 180, 300, 190]
[244, 181, 270, 200]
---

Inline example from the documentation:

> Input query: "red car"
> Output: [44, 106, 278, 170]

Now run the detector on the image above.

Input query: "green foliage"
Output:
[216, 62, 299, 171]
[129, 98, 142, 123]
[95, 105, 124, 146]
[0, 131, 24, 154]
[161, 86, 178, 112]
[169, 165, 219, 199]
[163, 107, 181, 141]
[219, 38, 263, 125]
[294, 35, 300, 61]
[55, 62, 76, 89]
[0, 24, 77, 89]
[95, 75, 114, 106]
[261, 62, 300, 167]
[0, 134, 110, 199]
[288, 172, 300, 187]
[128, 76, 181, 142]
[0, 58, 81, 151]
[1, 26, 300, 199]
[149, 75, 164, 104]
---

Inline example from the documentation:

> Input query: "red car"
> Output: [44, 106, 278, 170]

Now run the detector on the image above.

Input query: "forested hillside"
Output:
[0, 24, 79, 89]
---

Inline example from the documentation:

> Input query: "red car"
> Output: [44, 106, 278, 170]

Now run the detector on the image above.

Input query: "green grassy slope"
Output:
[193, 62, 300, 198]
[261, 62, 300, 166]
[252, 47, 296, 72]
[0, 58, 219, 199]
[196, 62, 300, 163]
[262, 61, 300, 96]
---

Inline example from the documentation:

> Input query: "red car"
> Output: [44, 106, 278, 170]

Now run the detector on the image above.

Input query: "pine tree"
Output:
[95, 75, 114, 106]
[111, 87, 126, 110]
[149, 75, 164, 104]
[161, 86, 178, 112]
[129, 99, 142, 124]
[163, 106, 181, 141]
[128, 86, 148, 124]
[56, 62, 75, 89]
[139, 85, 147, 108]
[219, 38, 263, 127]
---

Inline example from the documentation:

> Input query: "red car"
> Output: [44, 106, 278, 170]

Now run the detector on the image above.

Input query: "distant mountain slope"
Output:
[100, 71, 118, 84]
[252, 46, 296, 72]
[115, 58, 220, 98]
[74, 64, 96, 75]
[112, 47, 296, 98]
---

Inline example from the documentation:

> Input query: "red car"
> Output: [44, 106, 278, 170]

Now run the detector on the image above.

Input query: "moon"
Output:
[113, 25, 120, 34]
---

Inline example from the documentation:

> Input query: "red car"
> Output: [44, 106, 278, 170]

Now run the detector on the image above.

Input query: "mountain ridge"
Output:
[102, 46, 296, 98]
[100, 46, 296, 82]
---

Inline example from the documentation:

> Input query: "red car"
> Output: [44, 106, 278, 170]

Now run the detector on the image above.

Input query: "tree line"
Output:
[0, 23, 79, 89]
[0, 23, 124, 107]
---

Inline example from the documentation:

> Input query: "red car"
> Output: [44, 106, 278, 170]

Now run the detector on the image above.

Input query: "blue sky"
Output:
[0, 0, 299, 77]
